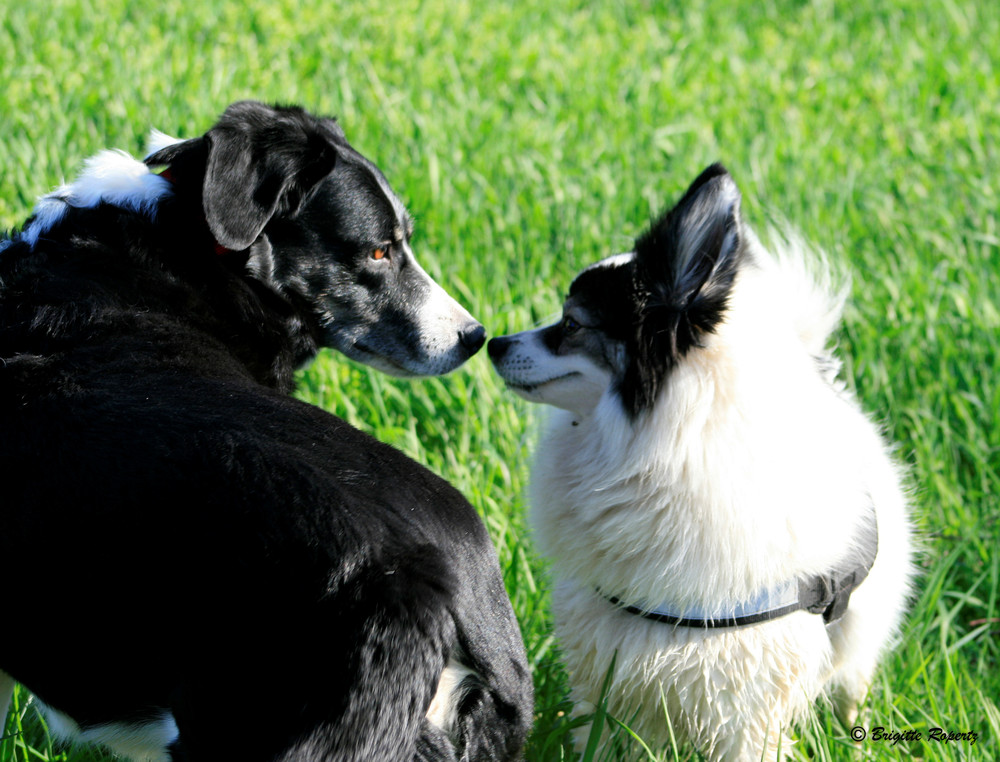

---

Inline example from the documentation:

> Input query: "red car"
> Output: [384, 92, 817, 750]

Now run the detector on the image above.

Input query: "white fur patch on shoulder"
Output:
[68, 150, 169, 212]
[22, 188, 73, 247]
[145, 129, 184, 159]
[22, 149, 171, 248]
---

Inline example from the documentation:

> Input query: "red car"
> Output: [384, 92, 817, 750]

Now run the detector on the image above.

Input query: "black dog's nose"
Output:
[487, 336, 510, 362]
[459, 323, 487, 356]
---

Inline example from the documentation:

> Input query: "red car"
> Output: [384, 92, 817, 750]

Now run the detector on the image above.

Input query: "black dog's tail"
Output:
[288, 550, 465, 762]
[166, 547, 467, 762]
[167, 543, 530, 762]
[415, 645, 531, 762]
[346, 540, 532, 762]
[443, 551, 534, 762]
[288, 543, 529, 762]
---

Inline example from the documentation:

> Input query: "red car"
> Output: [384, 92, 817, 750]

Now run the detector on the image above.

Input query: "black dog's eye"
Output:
[372, 247, 387, 261]
[562, 316, 582, 335]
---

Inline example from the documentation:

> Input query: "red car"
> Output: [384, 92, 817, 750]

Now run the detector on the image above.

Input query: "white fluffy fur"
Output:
[426, 657, 477, 740]
[529, 235, 914, 760]
[22, 149, 171, 248]
[144, 128, 184, 158]
[38, 700, 177, 762]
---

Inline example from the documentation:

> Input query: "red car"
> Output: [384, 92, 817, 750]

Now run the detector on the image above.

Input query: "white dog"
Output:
[488, 164, 913, 760]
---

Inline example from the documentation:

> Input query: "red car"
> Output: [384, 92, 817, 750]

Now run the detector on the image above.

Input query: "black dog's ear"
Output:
[147, 102, 339, 251]
[201, 105, 339, 250]
[635, 163, 744, 358]
[145, 137, 207, 168]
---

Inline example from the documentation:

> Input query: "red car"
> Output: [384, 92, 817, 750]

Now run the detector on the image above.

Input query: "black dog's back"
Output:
[0, 102, 530, 761]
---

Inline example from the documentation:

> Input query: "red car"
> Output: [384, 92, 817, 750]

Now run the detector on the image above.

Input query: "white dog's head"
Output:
[488, 164, 743, 418]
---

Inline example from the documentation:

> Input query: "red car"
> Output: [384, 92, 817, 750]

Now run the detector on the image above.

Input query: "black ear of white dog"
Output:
[147, 101, 340, 251]
[635, 163, 744, 358]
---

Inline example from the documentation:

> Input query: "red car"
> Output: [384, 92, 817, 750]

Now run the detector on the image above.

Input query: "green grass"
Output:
[2, 0, 998, 759]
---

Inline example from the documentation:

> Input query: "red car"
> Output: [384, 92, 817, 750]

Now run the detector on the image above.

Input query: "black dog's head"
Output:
[146, 101, 485, 377]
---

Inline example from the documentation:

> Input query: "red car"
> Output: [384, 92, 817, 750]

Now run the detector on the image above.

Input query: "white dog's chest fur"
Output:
[531, 328, 878, 613]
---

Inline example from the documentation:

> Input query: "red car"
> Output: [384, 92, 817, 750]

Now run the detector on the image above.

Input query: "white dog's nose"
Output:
[487, 336, 512, 363]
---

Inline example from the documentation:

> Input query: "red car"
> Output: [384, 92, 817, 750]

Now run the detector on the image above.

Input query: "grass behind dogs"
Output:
[1, 0, 998, 759]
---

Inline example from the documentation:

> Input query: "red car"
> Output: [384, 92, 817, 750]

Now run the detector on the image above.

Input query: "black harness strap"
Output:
[604, 595, 804, 629]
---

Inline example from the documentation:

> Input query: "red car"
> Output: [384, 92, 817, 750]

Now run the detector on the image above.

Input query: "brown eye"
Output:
[372, 248, 386, 261]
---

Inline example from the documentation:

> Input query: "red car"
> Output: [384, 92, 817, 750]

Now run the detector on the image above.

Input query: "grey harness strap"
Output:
[604, 507, 878, 629]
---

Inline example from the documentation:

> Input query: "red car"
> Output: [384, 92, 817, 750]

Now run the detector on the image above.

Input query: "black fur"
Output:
[0, 102, 530, 761]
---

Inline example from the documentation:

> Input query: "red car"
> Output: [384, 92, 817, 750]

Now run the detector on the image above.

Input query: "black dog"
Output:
[0, 101, 531, 761]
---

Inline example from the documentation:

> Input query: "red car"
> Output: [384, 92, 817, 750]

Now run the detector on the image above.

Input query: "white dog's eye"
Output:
[562, 316, 582, 335]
